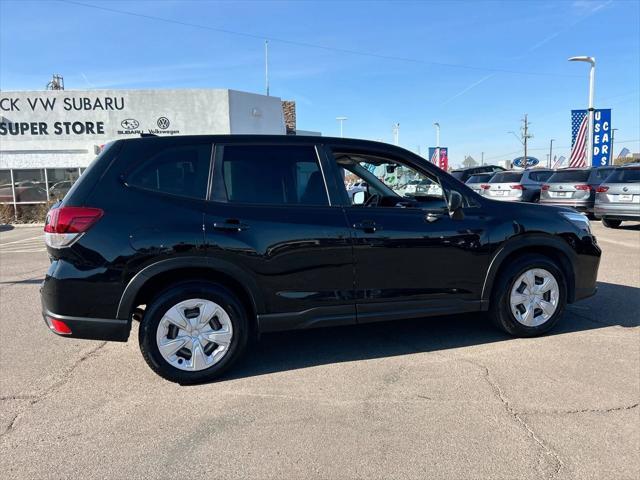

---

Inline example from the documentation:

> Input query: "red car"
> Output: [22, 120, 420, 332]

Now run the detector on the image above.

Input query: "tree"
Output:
[462, 155, 478, 168]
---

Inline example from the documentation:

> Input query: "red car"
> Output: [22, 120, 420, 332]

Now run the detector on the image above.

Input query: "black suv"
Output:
[42, 136, 601, 383]
[450, 165, 505, 182]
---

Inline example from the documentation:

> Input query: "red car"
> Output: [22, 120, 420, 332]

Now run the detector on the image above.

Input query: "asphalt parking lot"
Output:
[1, 222, 638, 480]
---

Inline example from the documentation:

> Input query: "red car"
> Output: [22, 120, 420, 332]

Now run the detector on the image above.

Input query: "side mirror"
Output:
[353, 190, 366, 205]
[448, 190, 465, 220]
[386, 165, 397, 174]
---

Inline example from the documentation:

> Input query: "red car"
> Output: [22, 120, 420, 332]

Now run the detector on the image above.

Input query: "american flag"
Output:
[569, 110, 589, 168]
[430, 148, 439, 164]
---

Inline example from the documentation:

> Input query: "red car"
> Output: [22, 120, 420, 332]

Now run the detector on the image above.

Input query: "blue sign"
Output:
[512, 156, 539, 168]
[592, 108, 612, 166]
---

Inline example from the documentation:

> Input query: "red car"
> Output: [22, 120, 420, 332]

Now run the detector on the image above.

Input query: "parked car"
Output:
[540, 166, 616, 214]
[450, 165, 505, 183]
[483, 169, 553, 202]
[48, 180, 74, 200]
[464, 172, 494, 195]
[594, 163, 640, 227]
[41, 136, 601, 383]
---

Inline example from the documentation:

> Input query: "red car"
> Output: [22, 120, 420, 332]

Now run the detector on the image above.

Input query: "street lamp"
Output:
[336, 116, 348, 138]
[549, 139, 555, 168]
[569, 56, 596, 167]
[433, 122, 440, 165]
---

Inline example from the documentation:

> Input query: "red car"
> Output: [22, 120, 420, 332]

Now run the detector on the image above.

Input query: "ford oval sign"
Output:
[512, 156, 540, 168]
[121, 118, 140, 130]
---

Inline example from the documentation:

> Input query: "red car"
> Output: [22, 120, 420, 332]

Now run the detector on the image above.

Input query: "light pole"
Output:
[569, 56, 596, 167]
[433, 122, 440, 165]
[336, 116, 348, 138]
[392, 123, 400, 145]
[549, 139, 554, 168]
[611, 128, 618, 164]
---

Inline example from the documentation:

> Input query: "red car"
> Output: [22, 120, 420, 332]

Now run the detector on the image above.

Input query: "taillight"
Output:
[481, 184, 490, 189]
[596, 186, 609, 193]
[574, 184, 591, 191]
[45, 316, 72, 335]
[44, 206, 103, 248]
[541, 184, 550, 191]
[510, 184, 524, 190]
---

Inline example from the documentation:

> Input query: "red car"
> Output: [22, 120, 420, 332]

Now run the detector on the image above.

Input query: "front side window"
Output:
[335, 152, 447, 209]
[220, 145, 328, 206]
[127, 144, 211, 199]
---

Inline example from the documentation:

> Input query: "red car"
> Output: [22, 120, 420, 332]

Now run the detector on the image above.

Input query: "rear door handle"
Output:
[212, 219, 249, 232]
[353, 220, 380, 233]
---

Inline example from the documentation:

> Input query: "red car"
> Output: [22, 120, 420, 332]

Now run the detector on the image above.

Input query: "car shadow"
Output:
[218, 281, 639, 383]
[0, 224, 15, 232]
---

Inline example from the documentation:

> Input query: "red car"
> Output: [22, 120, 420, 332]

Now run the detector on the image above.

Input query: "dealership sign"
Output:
[428, 147, 449, 170]
[570, 108, 612, 166]
[512, 156, 540, 168]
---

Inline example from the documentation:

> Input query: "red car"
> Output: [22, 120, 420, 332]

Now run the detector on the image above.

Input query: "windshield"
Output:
[490, 172, 523, 183]
[467, 173, 493, 183]
[547, 170, 590, 182]
[605, 167, 640, 183]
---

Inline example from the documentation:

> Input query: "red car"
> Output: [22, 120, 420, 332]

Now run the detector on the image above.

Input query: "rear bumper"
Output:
[540, 199, 593, 212]
[42, 307, 131, 341]
[594, 203, 640, 221]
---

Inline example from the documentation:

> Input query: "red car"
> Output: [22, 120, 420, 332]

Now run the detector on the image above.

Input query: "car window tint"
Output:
[221, 145, 328, 206]
[466, 174, 492, 183]
[592, 168, 615, 182]
[127, 144, 211, 199]
[605, 167, 640, 183]
[490, 172, 523, 183]
[547, 170, 590, 182]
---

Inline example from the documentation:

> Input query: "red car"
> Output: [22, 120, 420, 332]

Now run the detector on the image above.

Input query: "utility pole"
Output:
[611, 128, 618, 164]
[481, 152, 484, 166]
[548, 139, 554, 168]
[521, 114, 533, 169]
[265, 40, 270, 96]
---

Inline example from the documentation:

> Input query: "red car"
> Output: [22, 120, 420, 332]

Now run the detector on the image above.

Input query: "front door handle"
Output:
[353, 220, 380, 233]
[425, 212, 443, 223]
[212, 219, 249, 232]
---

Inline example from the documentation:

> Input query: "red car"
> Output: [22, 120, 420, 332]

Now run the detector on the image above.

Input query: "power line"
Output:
[58, 0, 580, 78]
[482, 139, 640, 162]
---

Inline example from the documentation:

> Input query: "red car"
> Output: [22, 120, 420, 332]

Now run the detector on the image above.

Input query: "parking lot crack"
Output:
[521, 403, 639, 416]
[0, 342, 107, 439]
[459, 358, 563, 479]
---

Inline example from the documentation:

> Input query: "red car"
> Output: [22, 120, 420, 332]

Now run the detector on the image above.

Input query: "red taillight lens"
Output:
[574, 184, 591, 191]
[541, 184, 550, 191]
[44, 207, 103, 248]
[46, 316, 72, 335]
[481, 184, 490, 189]
[596, 186, 609, 193]
[510, 184, 524, 190]
[44, 207, 103, 233]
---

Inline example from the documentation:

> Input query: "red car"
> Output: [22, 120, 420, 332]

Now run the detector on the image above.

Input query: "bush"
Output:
[0, 202, 54, 224]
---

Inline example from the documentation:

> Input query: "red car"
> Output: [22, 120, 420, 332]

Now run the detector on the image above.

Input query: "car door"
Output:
[322, 144, 490, 324]
[203, 142, 355, 332]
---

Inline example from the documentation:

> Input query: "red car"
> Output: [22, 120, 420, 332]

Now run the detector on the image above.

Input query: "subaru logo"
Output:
[121, 118, 139, 129]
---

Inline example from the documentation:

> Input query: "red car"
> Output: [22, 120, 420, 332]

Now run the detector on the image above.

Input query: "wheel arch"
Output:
[481, 234, 577, 307]
[117, 258, 264, 330]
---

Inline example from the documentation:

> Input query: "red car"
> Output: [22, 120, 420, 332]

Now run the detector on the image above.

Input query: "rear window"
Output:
[547, 170, 590, 182]
[529, 171, 554, 182]
[605, 168, 640, 183]
[466, 173, 492, 183]
[590, 168, 615, 182]
[490, 172, 523, 183]
[127, 144, 211, 199]
[450, 171, 465, 180]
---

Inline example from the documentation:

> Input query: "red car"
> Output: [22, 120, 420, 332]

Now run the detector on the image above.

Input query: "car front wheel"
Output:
[489, 254, 567, 337]
[139, 281, 248, 384]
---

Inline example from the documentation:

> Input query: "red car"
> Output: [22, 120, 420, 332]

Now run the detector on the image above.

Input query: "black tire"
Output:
[139, 281, 249, 384]
[602, 218, 622, 228]
[489, 254, 567, 337]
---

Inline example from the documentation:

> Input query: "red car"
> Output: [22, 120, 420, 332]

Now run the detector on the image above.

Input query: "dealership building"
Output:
[0, 88, 300, 207]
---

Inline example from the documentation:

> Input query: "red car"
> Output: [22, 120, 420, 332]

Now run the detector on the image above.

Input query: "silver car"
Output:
[594, 164, 640, 228]
[540, 166, 616, 214]
[484, 169, 553, 202]
[465, 172, 493, 195]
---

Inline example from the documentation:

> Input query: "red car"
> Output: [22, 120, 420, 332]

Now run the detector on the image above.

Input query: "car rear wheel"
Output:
[489, 254, 566, 337]
[602, 218, 622, 228]
[139, 281, 248, 384]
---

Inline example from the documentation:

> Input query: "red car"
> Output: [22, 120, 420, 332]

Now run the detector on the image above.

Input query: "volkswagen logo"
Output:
[623, 186, 629, 192]
[121, 118, 139, 129]
[157, 117, 170, 129]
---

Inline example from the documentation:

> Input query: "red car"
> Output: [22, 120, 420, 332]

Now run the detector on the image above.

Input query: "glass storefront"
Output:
[0, 167, 83, 204]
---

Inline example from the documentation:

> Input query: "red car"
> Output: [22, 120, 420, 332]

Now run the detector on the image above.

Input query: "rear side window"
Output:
[219, 145, 328, 206]
[490, 172, 523, 183]
[605, 168, 640, 183]
[547, 170, 590, 182]
[127, 144, 211, 199]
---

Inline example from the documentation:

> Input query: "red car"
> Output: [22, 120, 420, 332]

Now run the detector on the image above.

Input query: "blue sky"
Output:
[1, 0, 639, 167]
